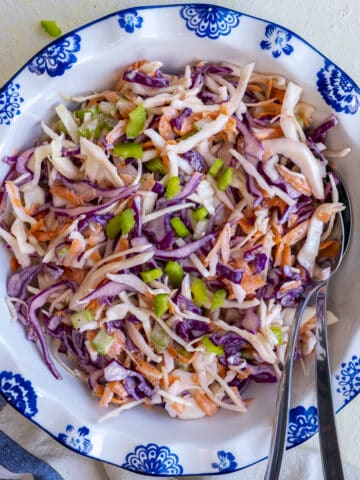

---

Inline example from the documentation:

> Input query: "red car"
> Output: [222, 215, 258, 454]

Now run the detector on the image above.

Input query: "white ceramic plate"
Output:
[0, 4, 359, 476]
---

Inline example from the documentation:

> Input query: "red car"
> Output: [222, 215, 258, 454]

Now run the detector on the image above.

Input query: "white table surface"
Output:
[0, 0, 359, 474]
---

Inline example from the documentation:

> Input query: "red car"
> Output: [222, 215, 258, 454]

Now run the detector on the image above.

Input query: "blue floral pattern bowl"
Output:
[0, 3, 359, 476]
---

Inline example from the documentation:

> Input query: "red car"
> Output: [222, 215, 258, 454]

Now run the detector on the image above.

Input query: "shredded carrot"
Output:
[236, 368, 252, 380]
[316, 209, 334, 223]
[62, 268, 87, 284]
[99, 384, 114, 407]
[6, 181, 22, 208]
[90, 250, 102, 263]
[6, 181, 36, 219]
[142, 398, 153, 409]
[238, 217, 255, 235]
[86, 224, 103, 247]
[142, 140, 154, 149]
[110, 397, 130, 405]
[27, 217, 45, 234]
[230, 257, 251, 275]
[272, 87, 285, 103]
[87, 299, 99, 311]
[102, 90, 120, 103]
[217, 364, 227, 378]
[241, 273, 266, 295]
[225, 281, 235, 300]
[86, 330, 97, 341]
[114, 237, 129, 254]
[279, 280, 301, 293]
[191, 373, 198, 384]
[57, 221, 73, 235]
[108, 331, 124, 358]
[205, 223, 231, 266]
[168, 373, 181, 386]
[173, 116, 194, 136]
[32, 230, 58, 242]
[50, 185, 84, 206]
[318, 240, 341, 258]
[87, 97, 100, 108]
[299, 314, 316, 336]
[136, 359, 163, 380]
[220, 104, 229, 115]
[288, 214, 299, 229]
[265, 78, 272, 100]
[271, 226, 282, 245]
[93, 384, 105, 397]
[108, 381, 127, 398]
[10, 256, 19, 272]
[68, 238, 83, 257]
[161, 154, 170, 169]
[276, 164, 312, 195]
[158, 114, 175, 141]
[281, 220, 310, 246]
[275, 220, 310, 266]
[225, 117, 237, 134]
[167, 346, 197, 366]
[253, 125, 283, 140]
[171, 402, 186, 415]
[247, 84, 263, 93]
[194, 391, 218, 416]
[266, 196, 288, 214]
[168, 301, 176, 315]
[254, 103, 281, 117]
[281, 244, 293, 268]
[119, 173, 136, 186]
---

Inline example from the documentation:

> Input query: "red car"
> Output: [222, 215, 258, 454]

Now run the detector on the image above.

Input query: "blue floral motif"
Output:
[117, 10, 143, 33]
[0, 371, 37, 418]
[260, 24, 294, 58]
[122, 443, 183, 475]
[287, 405, 318, 447]
[211, 450, 238, 472]
[180, 5, 241, 40]
[336, 355, 360, 403]
[57, 425, 93, 454]
[0, 82, 24, 126]
[28, 34, 81, 77]
[317, 60, 359, 114]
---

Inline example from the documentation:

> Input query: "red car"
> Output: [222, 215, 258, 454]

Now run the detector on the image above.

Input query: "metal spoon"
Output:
[264, 172, 351, 480]
[315, 175, 352, 480]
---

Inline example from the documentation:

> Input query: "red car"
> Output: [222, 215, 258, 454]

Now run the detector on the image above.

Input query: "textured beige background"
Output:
[0, 0, 359, 471]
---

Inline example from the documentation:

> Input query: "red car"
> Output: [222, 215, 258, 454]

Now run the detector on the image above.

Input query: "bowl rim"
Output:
[0, 2, 359, 476]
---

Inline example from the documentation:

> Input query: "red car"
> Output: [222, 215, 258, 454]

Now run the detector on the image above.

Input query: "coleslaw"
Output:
[0, 59, 347, 419]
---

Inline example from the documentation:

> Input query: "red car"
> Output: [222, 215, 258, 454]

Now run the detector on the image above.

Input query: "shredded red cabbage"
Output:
[171, 107, 192, 130]
[123, 69, 170, 88]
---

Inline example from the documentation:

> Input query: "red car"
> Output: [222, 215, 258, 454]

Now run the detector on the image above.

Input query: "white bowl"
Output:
[0, 4, 359, 476]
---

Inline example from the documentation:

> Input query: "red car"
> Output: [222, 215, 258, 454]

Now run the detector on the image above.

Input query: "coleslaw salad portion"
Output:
[0, 59, 347, 419]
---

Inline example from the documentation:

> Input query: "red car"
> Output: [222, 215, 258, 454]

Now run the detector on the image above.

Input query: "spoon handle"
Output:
[264, 297, 308, 480]
[316, 286, 345, 480]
